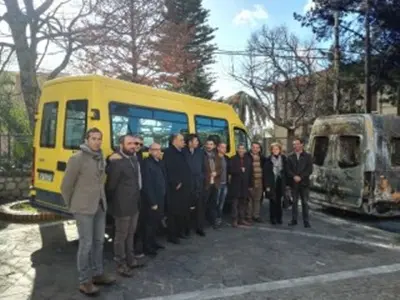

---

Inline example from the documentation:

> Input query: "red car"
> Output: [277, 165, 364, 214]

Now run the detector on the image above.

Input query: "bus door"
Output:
[33, 95, 89, 214]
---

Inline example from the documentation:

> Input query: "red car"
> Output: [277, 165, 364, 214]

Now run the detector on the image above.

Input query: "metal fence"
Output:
[0, 134, 32, 175]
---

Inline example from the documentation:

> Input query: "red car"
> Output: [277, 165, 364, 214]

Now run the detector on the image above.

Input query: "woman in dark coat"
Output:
[229, 144, 253, 227]
[263, 142, 287, 225]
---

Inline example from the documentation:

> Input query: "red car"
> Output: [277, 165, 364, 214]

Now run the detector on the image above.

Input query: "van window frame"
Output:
[40, 101, 59, 148]
[63, 99, 88, 150]
[233, 127, 250, 151]
[336, 134, 362, 169]
[194, 115, 230, 150]
[311, 135, 330, 166]
[108, 101, 189, 150]
[390, 137, 400, 167]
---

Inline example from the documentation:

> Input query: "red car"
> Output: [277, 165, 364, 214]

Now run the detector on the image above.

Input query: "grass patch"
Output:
[10, 202, 38, 213]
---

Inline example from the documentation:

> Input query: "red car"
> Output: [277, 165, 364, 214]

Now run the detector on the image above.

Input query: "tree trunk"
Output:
[286, 128, 295, 152]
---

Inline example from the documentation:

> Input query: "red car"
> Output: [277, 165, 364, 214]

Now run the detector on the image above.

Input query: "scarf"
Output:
[119, 150, 142, 190]
[80, 143, 105, 174]
[271, 155, 282, 181]
[205, 150, 216, 184]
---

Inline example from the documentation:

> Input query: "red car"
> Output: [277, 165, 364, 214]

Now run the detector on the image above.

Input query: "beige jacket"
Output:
[61, 150, 107, 215]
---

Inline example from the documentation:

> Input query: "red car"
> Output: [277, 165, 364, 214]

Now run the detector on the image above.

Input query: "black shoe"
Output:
[196, 229, 206, 237]
[304, 221, 311, 228]
[153, 243, 165, 250]
[167, 237, 180, 244]
[144, 248, 157, 257]
[277, 220, 283, 225]
[253, 217, 263, 223]
[270, 220, 276, 225]
[179, 234, 189, 239]
[288, 220, 297, 226]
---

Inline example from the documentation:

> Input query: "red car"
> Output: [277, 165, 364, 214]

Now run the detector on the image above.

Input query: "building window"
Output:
[195, 116, 229, 147]
[64, 100, 88, 149]
[312, 136, 329, 166]
[109, 102, 188, 149]
[390, 138, 400, 166]
[337, 136, 361, 168]
[40, 102, 58, 148]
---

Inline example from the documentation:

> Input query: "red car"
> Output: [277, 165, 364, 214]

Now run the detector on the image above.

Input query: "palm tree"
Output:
[225, 91, 269, 129]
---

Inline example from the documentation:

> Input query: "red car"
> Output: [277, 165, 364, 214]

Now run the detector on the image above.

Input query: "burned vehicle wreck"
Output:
[308, 114, 400, 217]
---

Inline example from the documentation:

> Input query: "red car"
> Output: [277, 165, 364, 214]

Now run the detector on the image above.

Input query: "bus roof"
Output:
[43, 74, 234, 112]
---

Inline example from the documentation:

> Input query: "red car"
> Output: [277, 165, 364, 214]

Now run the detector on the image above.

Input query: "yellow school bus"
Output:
[30, 75, 250, 215]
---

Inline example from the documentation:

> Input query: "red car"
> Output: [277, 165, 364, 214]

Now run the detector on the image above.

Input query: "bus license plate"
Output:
[38, 172, 54, 182]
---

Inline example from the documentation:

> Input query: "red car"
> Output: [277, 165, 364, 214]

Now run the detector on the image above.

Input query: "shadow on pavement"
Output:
[30, 223, 71, 300]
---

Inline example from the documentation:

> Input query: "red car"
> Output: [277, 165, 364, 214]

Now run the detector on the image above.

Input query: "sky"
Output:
[203, 0, 319, 98]
[0, 0, 320, 99]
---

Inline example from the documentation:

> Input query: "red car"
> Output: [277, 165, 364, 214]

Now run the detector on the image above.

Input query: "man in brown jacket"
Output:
[203, 138, 222, 229]
[106, 134, 143, 277]
[61, 128, 115, 296]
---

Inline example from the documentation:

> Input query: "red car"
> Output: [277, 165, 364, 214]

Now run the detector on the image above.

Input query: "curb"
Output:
[0, 200, 65, 223]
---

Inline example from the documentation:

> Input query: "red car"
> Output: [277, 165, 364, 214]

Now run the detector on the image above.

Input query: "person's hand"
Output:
[266, 187, 270, 192]
[294, 176, 301, 183]
[211, 171, 217, 177]
[190, 206, 196, 210]
[151, 205, 158, 210]
[241, 167, 245, 172]
[176, 183, 182, 190]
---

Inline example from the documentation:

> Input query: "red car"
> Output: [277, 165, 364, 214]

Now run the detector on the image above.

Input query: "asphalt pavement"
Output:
[0, 203, 400, 300]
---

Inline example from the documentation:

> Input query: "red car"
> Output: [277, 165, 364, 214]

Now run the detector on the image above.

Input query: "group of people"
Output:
[61, 127, 313, 296]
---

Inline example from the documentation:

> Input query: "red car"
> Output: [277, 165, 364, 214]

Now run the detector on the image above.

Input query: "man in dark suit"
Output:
[142, 143, 167, 256]
[105, 134, 142, 277]
[163, 133, 192, 244]
[286, 137, 313, 228]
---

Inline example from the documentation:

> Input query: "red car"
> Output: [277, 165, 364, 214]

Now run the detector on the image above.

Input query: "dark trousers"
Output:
[145, 208, 162, 249]
[204, 184, 218, 226]
[232, 197, 248, 222]
[167, 212, 186, 240]
[269, 178, 283, 223]
[292, 185, 310, 223]
[190, 191, 205, 231]
[134, 204, 146, 254]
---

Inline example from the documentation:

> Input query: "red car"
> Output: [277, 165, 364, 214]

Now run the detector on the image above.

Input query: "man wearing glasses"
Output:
[141, 143, 167, 254]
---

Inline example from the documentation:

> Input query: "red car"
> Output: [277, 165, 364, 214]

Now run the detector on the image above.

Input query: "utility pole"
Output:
[364, 0, 372, 113]
[333, 10, 341, 114]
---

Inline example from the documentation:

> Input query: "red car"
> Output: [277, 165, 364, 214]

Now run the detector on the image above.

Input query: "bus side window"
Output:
[194, 116, 229, 150]
[234, 127, 249, 151]
[64, 100, 88, 149]
[40, 102, 58, 148]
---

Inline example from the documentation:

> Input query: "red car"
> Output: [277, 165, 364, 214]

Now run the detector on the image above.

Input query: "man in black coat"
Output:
[286, 137, 313, 228]
[229, 144, 253, 227]
[163, 133, 192, 244]
[182, 134, 206, 237]
[141, 143, 167, 255]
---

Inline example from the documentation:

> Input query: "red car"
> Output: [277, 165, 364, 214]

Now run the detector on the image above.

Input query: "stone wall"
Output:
[0, 176, 31, 204]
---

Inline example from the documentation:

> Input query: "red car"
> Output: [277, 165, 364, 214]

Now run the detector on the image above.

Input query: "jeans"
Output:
[114, 212, 139, 266]
[74, 205, 106, 284]
[216, 184, 228, 219]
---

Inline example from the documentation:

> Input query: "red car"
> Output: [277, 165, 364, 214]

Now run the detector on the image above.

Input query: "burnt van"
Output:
[308, 114, 400, 217]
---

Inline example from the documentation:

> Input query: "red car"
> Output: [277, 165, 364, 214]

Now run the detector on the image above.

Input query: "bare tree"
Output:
[1, 0, 101, 131]
[232, 25, 333, 149]
[75, 0, 164, 84]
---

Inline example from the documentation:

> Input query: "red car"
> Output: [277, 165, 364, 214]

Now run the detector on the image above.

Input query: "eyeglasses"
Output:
[134, 142, 143, 146]
[150, 148, 161, 151]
